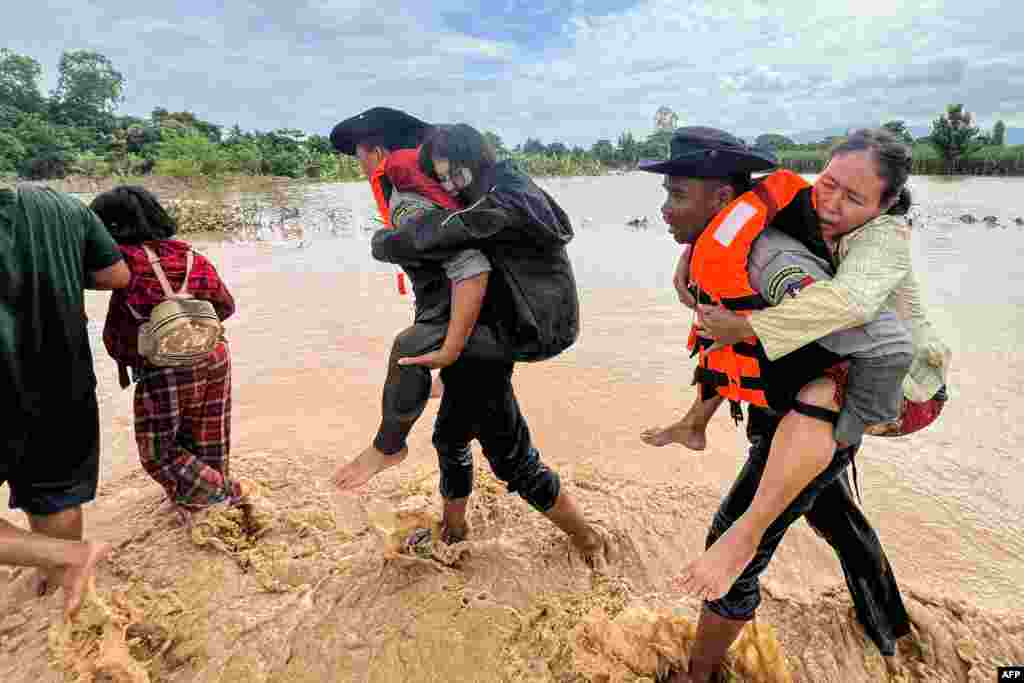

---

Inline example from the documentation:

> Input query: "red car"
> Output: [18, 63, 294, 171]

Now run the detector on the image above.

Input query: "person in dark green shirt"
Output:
[1, 182, 129, 617]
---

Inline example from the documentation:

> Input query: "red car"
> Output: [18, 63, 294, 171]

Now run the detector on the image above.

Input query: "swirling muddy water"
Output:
[17, 173, 1024, 614]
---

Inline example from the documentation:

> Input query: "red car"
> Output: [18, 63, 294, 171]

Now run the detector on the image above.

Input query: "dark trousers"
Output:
[705, 406, 910, 656]
[373, 322, 508, 455]
[431, 357, 561, 512]
[3, 391, 101, 516]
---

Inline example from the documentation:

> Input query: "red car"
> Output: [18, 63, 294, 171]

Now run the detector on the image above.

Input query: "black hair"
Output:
[90, 186, 178, 245]
[356, 135, 392, 153]
[829, 129, 912, 215]
[418, 124, 498, 203]
[726, 173, 753, 196]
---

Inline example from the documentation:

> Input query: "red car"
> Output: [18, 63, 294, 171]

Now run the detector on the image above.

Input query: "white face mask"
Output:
[439, 166, 473, 195]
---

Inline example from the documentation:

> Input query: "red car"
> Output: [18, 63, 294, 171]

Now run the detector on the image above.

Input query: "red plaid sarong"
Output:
[133, 341, 240, 509]
[822, 361, 850, 406]
[825, 362, 947, 437]
[865, 391, 948, 437]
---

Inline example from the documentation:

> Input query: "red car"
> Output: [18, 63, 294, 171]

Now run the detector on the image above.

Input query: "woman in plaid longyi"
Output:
[92, 187, 244, 523]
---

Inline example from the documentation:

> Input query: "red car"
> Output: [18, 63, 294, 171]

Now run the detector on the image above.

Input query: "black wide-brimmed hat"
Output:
[329, 107, 433, 156]
[637, 126, 778, 177]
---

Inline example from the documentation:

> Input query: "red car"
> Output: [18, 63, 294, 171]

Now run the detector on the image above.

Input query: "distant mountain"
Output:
[790, 125, 1023, 145]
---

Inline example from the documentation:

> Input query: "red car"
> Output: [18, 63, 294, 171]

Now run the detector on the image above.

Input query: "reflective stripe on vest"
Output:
[687, 169, 810, 408]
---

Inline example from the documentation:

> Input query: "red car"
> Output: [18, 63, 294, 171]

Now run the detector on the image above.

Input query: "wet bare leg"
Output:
[430, 373, 444, 399]
[543, 491, 607, 570]
[0, 518, 111, 619]
[664, 605, 747, 682]
[174, 506, 193, 527]
[333, 446, 409, 491]
[440, 497, 470, 544]
[230, 480, 264, 536]
[157, 496, 195, 527]
[27, 506, 84, 597]
[642, 395, 723, 451]
[676, 379, 837, 601]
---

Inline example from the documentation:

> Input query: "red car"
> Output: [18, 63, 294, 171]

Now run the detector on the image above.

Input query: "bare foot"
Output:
[572, 526, 610, 572]
[34, 568, 57, 598]
[332, 446, 408, 491]
[440, 520, 469, 545]
[430, 374, 444, 399]
[673, 523, 757, 601]
[641, 420, 707, 450]
[59, 541, 112, 619]
[173, 505, 193, 527]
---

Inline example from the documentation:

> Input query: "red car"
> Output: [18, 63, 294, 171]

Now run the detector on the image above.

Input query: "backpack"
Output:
[126, 245, 223, 368]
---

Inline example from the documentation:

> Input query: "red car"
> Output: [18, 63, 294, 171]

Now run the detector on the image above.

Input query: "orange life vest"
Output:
[370, 162, 392, 227]
[369, 148, 461, 227]
[687, 169, 810, 415]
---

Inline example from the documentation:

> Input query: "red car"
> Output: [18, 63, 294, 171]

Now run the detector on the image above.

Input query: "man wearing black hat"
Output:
[328, 107, 495, 490]
[329, 106, 433, 177]
[328, 114, 607, 565]
[330, 107, 441, 225]
[637, 128, 910, 681]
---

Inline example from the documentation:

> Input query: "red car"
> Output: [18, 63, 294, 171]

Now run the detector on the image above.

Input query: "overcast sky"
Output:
[4, 0, 1022, 146]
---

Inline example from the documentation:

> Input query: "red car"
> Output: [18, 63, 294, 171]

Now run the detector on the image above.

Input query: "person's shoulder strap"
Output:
[141, 243, 178, 298]
[177, 249, 194, 296]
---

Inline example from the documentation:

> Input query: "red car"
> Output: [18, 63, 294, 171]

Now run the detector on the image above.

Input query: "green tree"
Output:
[881, 121, 915, 145]
[0, 48, 46, 115]
[616, 131, 638, 165]
[156, 129, 227, 176]
[224, 124, 246, 142]
[305, 134, 333, 155]
[546, 142, 569, 156]
[637, 129, 673, 161]
[755, 133, 796, 150]
[0, 103, 22, 129]
[483, 131, 507, 157]
[50, 50, 124, 132]
[591, 139, 616, 165]
[0, 129, 27, 174]
[12, 114, 76, 178]
[522, 137, 546, 155]
[993, 120, 1006, 146]
[151, 109, 222, 141]
[928, 104, 982, 168]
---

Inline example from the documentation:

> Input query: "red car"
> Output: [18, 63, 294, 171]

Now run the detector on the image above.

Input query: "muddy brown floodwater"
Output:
[2, 173, 1023, 682]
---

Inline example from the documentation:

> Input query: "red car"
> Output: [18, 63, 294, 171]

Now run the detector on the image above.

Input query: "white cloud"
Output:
[2, 0, 1022, 145]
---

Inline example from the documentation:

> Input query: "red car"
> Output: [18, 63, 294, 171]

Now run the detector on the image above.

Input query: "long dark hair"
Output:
[829, 129, 912, 215]
[418, 124, 498, 203]
[90, 186, 178, 244]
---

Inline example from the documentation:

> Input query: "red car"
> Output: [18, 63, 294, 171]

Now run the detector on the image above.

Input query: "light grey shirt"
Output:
[748, 228, 913, 359]
[747, 227, 914, 444]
